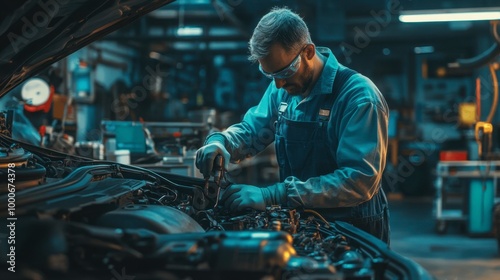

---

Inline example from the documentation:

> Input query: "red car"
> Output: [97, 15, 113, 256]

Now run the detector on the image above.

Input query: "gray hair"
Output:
[248, 7, 312, 62]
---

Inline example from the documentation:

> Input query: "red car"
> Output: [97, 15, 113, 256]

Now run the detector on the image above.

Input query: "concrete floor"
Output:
[389, 196, 500, 280]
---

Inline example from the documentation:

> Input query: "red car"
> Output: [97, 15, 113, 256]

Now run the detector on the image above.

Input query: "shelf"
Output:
[439, 210, 467, 221]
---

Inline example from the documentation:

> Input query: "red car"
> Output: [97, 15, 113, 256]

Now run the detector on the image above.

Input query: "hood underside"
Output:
[0, 0, 175, 98]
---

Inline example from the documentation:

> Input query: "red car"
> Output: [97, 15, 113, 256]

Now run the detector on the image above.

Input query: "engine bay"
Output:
[0, 131, 430, 280]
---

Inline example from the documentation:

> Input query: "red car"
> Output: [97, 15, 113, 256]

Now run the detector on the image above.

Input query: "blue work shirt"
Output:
[208, 47, 389, 209]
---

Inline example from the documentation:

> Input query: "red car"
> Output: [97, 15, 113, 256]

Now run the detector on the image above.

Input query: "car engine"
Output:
[0, 117, 430, 279]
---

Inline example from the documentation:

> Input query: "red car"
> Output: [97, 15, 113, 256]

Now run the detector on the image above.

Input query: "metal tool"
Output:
[203, 154, 225, 198]
[204, 155, 224, 208]
[212, 154, 224, 187]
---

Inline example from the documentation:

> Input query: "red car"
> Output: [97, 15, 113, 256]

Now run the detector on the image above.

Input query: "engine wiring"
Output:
[80, 160, 203, 194]
[303, 209, 331, 228]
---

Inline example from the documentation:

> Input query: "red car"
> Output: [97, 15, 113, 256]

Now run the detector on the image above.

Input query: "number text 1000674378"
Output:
[7, 162, 17, 273]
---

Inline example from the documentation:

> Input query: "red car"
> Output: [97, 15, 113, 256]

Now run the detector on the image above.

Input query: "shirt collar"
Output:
[309, 46, 339, 96]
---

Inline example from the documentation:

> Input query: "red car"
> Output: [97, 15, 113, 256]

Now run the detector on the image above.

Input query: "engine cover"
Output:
[95, 205, 204, 234]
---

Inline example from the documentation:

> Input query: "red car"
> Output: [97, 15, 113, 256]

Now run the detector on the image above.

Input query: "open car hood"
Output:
[0, 0, 175, 98]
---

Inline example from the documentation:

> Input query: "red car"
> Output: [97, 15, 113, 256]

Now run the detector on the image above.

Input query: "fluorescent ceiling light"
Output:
[400, 7, 500, 23]
[208, 42, 247, 50]
[176, 27, 203, 36]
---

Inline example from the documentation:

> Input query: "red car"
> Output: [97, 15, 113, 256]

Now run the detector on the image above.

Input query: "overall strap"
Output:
[318, 67, 357, 122]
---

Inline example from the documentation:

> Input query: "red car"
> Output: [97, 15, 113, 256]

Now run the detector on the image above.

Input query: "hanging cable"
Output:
[486, 63, 499, 123]
[448, 21, 500, 70]
[493, 21, 500, 45]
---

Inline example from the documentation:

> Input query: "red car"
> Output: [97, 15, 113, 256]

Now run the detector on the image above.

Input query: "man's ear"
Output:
[305, 44, 316, 60]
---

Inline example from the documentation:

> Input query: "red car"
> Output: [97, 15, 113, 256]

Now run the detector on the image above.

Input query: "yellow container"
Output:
[458, 103, 476, 126]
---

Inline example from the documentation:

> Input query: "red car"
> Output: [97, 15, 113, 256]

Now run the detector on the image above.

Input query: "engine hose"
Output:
[304, 209, 331, 228]
[486, 63, 499, 123]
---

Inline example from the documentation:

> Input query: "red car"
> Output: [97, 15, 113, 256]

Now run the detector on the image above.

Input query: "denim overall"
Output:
[274, 68, 390, 244]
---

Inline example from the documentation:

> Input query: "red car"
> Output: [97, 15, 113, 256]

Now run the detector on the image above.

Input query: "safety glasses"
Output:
[259, 47, 305, 80]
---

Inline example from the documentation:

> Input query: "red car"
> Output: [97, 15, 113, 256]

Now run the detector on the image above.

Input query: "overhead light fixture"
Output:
[175, 0, 203, 36]
[176, 26, 203, 36]
[399, 7, 500, 23]
[414, 46, 435, 54]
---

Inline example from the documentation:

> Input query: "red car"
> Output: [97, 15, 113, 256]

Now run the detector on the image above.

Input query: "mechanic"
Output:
[196, 7, 390, 244]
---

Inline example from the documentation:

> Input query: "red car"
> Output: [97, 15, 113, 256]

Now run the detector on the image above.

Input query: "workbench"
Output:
[434, 160, 500, 234]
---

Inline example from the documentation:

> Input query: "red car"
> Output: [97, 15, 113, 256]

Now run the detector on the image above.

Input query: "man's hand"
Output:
[221, 184, 266, 212]
[195, 142, 230, 178]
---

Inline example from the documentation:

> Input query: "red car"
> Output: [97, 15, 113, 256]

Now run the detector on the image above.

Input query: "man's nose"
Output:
[274, 78, 286, 89]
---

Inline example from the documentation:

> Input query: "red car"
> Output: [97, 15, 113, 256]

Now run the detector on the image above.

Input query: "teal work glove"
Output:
[195, 134, 230, 178]
[221, 183, 286, 212]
